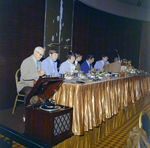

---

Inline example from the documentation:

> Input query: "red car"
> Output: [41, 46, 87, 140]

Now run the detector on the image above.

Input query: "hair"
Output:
[66, 52, 75, 59]
[122, 59, 127, 62]
[86, 55, 94, 60]
[34, 46, 44, 52]
[127, 59, 132, 62]
[49, 49, 58, 54]
[102, 55, 108, 58]
[75, 52, 82, 59]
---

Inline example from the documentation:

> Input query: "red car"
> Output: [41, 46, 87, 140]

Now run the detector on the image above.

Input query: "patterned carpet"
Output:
[0, 135, 26, 148]
[93, 104, 150, 148]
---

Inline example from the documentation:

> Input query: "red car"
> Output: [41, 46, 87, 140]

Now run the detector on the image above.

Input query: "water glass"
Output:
[51, 73, 55, 77]
[79, 71, 84, 77]
[67, 72, 71, 77]
[96, 70, 100, 74]
[46, 75, 50, 78]
[60, 74, 65, 79]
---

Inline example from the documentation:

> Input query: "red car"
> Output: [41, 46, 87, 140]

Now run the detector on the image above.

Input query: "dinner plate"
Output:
[90, 75, 94, 78]
[65, 77, 73, 80]
[79, 76, 86, 79]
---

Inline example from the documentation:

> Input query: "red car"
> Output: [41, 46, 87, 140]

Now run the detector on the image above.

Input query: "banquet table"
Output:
[52, 74, 150, 135]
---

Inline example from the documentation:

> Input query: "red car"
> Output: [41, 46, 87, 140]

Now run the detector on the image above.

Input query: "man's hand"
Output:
[38, 70, 45, 76]
[91, 68, 95, 72]
[101, 68, 104, 72]
[74, 70, 78, 73]
[63, 71, 67, 74]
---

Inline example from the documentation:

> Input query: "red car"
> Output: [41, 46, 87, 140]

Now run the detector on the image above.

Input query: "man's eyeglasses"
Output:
[37, 51, 43, 56]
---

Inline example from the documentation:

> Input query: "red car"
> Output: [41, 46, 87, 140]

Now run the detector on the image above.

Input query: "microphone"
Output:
[115, 49, 118, 53]
[115, 49, 120, 62]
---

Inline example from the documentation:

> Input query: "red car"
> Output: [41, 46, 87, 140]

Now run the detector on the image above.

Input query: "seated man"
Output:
[121, 59, 127, 71]
[75, 52, 82, 71]
[114, 57, 122, 62]
[42, 49, 59, 77]
[127, 59, 132, 65]
[80, 55, 95, 74]
[17, 46, 45, 105]
[121, 59, 127, 66]
[59, 52, 77, 74]
[121, 59, 132, 71]
[94, 55, 109, 71]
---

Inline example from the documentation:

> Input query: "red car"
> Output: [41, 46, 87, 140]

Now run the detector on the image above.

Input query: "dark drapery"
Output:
[72, 1, 142, 68]
[0, 0, 45, 109]
[139, 22, 150, 73]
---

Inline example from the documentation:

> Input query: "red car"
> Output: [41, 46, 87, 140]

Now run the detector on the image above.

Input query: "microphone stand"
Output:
[115, 49, 120, 62]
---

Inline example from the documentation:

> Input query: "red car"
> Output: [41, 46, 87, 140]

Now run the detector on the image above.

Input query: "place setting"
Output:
[62, 70, 115, 84]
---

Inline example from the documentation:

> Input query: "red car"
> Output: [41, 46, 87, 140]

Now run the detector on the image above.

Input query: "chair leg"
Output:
[12, 95, 19, 114]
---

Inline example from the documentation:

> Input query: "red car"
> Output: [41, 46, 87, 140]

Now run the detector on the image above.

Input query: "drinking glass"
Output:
[96, 70, 99, 74]
[51, 73, 55, 77]
[79, 71, 84, 77]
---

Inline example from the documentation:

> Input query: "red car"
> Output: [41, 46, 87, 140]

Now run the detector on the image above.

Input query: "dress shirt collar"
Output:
[75, 60, 78, 66]
[102, 60, 105, 65]
[49, 57, 55, 65]
[86, 60, 90, 68]
[67, 60, 72, 64]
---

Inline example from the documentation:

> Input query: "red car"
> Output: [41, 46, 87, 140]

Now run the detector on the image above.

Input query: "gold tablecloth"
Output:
[52, 75, 150, 135]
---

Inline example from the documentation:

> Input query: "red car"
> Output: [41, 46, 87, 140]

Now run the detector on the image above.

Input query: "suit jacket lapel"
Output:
[29, 56, 37, 71]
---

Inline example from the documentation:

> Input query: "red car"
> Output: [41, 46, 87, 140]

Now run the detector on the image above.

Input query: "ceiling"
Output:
[117, 0, 150, 9]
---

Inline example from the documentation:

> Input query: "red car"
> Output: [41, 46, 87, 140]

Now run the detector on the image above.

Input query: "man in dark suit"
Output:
[80, 55, 95, 74]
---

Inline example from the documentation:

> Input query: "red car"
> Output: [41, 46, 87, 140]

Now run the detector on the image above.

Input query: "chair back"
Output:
[15, 69, 21, 93]
[139, 111, 150, 138]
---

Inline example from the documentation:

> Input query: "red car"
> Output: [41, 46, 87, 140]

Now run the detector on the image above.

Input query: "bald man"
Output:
[17, 46, 45, 105]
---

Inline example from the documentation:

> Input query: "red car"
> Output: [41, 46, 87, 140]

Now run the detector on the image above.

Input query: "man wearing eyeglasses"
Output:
[17, 46, 45, 105]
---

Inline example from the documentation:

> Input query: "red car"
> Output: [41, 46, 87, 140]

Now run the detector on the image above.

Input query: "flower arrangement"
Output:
[125, 64, 137, 73]
[123, 64, 145, 75]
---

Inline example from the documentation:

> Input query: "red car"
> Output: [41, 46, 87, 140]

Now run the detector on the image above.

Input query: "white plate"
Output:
[113, 73, 119, 75]
[65, 77, 73, 80]
[90, 75, 94, 78]
[80, 76, 86, 79]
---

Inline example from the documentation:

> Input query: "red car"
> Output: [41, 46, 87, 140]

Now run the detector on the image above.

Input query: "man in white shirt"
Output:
[94, 55, 109, 71]
[42, 49, 59, 77]
[59, 52, 78, 74]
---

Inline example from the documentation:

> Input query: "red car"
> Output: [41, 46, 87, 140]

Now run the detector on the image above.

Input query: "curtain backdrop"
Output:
[72, 1, 142, 68]
[0, 0, 45, 109]
[139, 22, 150, 73]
